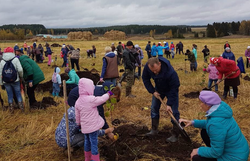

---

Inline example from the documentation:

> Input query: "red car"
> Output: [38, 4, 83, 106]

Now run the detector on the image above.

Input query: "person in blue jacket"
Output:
[180, 91, 249, 161]
[222, 47, 235, 61]
[142, 57, 180, 143]
[145, 41, 152, 59]
[156, 43, 168, 57]
[61, 45, 68, 67]
[33, 42, 36, 49]
[13, 44, 19, 52]
[151, 43, 157, 57]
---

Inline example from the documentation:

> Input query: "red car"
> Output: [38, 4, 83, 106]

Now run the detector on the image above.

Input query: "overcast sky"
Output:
[0, 0, 249, 28]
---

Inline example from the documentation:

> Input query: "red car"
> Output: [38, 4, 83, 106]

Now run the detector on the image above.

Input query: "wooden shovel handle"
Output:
[157, 97, 178, 122]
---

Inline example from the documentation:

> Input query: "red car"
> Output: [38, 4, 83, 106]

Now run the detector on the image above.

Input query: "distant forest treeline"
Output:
[0, 21, 249, 40]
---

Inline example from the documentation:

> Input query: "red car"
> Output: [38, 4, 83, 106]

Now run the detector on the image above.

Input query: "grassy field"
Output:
[0, 38, 250, 161]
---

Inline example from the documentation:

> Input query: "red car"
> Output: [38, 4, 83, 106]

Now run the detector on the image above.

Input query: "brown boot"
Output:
[9, 103, 14, 113]
[18, 102, 24, 112]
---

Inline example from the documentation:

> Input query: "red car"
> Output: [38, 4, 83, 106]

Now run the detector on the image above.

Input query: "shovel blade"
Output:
[202, 87, 211, 91]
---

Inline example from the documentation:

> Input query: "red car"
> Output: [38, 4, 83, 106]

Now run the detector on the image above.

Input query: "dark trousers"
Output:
[62, 59, 67, 67]
[70, 59, 80, 71]
[36, 54, 40, 62]
[147, 52, 152, 59]
[179, 49, 184, 55]
[27, 84, 38, 105]
[224, 86, 238, 98]
[192, 129, 217, 161]
[246, 58, 249, 68]
[97, 105, 109, 129]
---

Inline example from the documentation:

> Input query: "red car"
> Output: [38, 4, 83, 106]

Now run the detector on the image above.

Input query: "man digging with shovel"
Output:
[142, 57, 180, 143]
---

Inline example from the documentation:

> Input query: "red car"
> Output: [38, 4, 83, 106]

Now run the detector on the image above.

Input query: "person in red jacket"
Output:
[210, 57, 240, 99]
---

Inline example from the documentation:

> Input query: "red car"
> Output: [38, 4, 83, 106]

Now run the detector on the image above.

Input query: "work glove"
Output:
[1, 85, 5, 90]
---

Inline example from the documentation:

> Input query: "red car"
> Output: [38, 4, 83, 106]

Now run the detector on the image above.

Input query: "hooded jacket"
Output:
[75, 78, 109, 134]
[216, 57, 240, 79]
[194, 101, 249, 161]
[142, 57, 180, 106]
[0, 52, 23, 85]
[19, 55, 45, 85]
[145, 44, 151, 54]
[206, 64, 218, 80]
[52, 67, 61, 84]
[123, 48, 136, 71]
[222, 51, 235, 61]
[151, 45, 157, 57]
[66, 69, 80, 85]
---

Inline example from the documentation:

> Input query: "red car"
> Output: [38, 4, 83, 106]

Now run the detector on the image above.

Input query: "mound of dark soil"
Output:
[243, 76, 250, 81]
[183, 91, 200, 98]
[100, 124, 200, 161]
[41, 97, 58, 108]
[36, 69, 100, 93]
[51, 43, 62, 47]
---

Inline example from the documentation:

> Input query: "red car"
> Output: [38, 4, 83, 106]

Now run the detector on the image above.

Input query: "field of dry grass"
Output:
[0, 38, 250, 161]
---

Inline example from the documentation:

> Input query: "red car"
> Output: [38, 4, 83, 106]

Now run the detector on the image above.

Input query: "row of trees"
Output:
[239, 20, 250, 35]
[207, 21, 241, 37]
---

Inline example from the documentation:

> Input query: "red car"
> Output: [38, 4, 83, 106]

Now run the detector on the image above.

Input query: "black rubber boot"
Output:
[166, 125, 179, 143]
[146, 119, 159, 136]
[9, 103, 14, 113]
[18, 102, 24, 112]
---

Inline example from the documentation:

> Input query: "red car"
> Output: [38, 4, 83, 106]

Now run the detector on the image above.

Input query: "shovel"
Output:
[158, 97, 191, 143]
[203, 69, 239, 90]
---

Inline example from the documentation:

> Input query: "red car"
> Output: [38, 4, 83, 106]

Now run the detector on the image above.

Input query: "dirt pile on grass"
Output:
[183, 91, 200, 98]
[243, 76, 250, 81]
[67, 31, 92, 41]
[51, 43, 62, 47]
[104, 30, 126, 40]
[100, 124, 200, 161]
[36, 69, 100, 93]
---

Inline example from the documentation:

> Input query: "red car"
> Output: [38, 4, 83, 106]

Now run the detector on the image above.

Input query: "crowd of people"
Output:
[0, 39, 249, 161]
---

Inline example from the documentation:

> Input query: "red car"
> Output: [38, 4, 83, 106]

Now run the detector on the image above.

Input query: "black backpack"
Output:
[2, 58, 17, 83]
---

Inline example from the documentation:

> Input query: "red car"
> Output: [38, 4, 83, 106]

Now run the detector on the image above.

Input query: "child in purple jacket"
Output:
[204, 63, 219, 91]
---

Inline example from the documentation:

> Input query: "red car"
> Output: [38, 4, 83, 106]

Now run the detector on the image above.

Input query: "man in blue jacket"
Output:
[145, 41, 151, 59]
[222, 47, 235, 61]
[151, 43, 157, 57]
[142, 57, 180, 142]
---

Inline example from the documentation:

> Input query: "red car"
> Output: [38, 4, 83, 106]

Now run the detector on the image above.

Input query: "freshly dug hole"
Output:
[243, 76, 250, 81]
[100, 124, 200, 161]
[183, 91, 200, 98]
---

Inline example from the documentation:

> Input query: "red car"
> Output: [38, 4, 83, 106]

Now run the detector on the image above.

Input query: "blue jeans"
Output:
[137, 66, 141, 77]
[84, 131, 99, 155]
[52, 83, 60, 96]
[208, 79, 218, 91]
[4, 81, 22, 104]
[104, 78, 116, 86]
[151, 94, 180, 124]
[195, 61, 198, 69]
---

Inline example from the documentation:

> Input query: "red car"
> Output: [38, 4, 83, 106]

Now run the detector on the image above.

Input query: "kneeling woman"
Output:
[180, 91, 249, 161]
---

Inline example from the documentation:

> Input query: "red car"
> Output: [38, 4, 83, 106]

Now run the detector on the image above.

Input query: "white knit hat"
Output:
[247, 46, 250, 49]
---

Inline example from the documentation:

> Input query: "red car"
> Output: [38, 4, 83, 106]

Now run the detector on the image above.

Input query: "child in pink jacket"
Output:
[204, 63, 219, 91]
[75, 78, 112, 161]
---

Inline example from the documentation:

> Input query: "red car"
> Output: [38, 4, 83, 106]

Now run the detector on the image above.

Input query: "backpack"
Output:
[2, 58, 17, 83]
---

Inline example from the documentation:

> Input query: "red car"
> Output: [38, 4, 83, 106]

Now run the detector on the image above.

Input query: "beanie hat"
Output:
[4, 47, 14, 53]
[210, 57, 220, 64]
[134, 44, 139, 48]
[65, 67, 70, 73]
[199, 91, 221, 106]
[247, 46, 250, 49]
[126, 41, 133, 46]
[225, 47, 230, 50]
